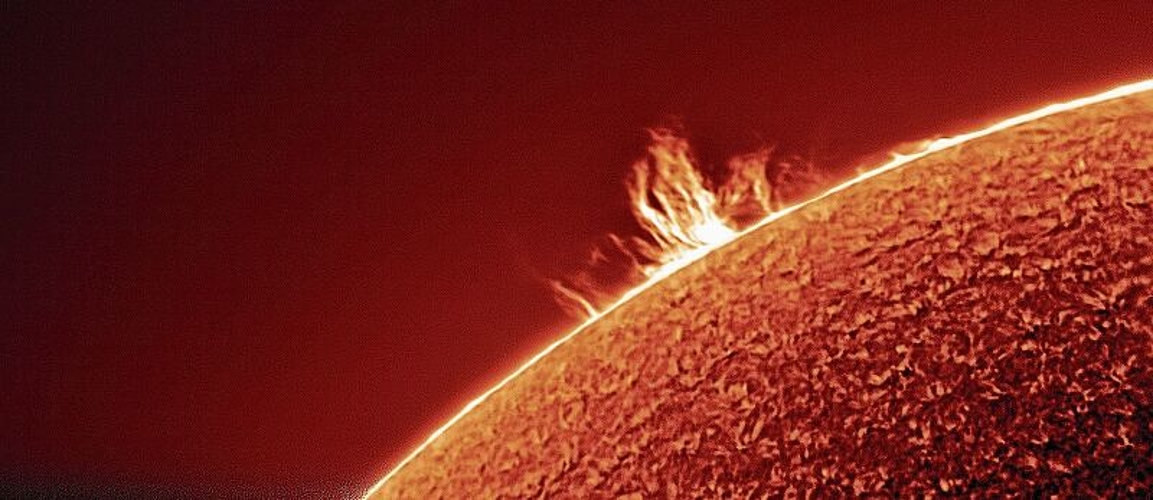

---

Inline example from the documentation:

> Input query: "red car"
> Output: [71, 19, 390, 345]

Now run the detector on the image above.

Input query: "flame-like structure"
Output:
[716, 148, 775, 225]
[364, 77, 1153, 499]
[547, 279, 598, 318]
[626, 130, 742, 268]
[551, 130, 787, 316]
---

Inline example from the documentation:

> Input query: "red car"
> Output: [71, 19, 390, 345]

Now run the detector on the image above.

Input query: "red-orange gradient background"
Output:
[5, 2, 1153, 497]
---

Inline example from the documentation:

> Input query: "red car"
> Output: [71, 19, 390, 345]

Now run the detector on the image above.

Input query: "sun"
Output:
[364, 79, 1153, 498]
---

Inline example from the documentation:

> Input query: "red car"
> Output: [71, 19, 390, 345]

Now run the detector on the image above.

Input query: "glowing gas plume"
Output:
[364, 77, 1153, 499]
[551, 130, 795, 316]
[550, 126, 833, 316]
[626, 130, 743, 267]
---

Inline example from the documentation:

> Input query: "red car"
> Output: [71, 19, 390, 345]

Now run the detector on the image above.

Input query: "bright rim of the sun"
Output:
[363, 77, 1153, 499]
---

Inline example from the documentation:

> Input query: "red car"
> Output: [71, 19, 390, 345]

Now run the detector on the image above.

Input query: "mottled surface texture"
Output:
[372, 93, 1153, 498]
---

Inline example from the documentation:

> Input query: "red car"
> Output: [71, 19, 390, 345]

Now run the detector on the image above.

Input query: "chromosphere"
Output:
[368, 89, 1153, 497]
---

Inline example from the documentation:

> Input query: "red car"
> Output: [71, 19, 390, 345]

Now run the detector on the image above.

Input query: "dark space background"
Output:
[4, 2, 1153, 497]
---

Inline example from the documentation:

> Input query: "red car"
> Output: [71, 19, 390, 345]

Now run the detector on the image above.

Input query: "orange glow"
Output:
[363, 77, 1153, 499]
[553, 130, 779, 316]
[626, 130, 743, 268]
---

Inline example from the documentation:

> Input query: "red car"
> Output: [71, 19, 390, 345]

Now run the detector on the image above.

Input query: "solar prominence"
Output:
[365, 79, 1153, 498]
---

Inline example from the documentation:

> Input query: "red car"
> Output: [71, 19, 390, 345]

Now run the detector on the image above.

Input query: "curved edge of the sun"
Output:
[361, 77, 1153, 499]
